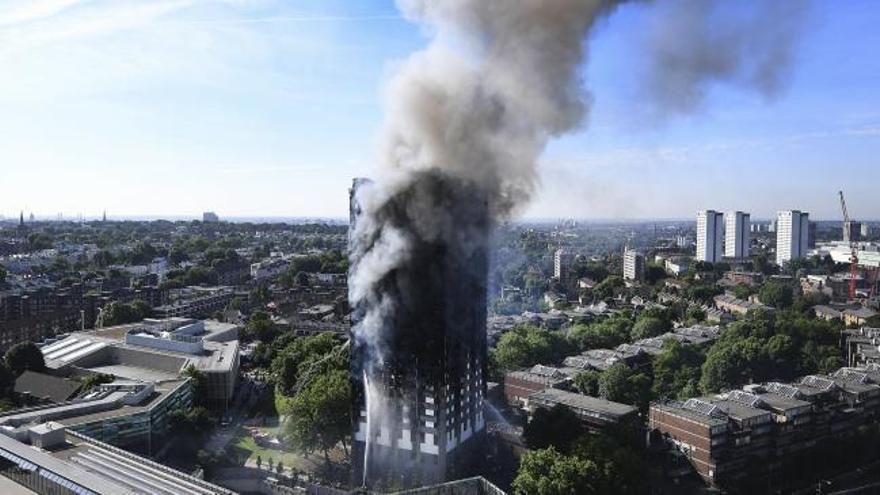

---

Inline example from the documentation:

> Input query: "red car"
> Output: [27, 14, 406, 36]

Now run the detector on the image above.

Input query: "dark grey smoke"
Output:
[641, 0, 810, 115]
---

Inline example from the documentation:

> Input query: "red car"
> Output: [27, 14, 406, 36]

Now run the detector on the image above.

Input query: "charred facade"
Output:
[349, 172, 489, 490]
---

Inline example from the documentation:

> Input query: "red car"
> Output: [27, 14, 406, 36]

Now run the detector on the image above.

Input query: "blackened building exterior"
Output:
[349, 174, 489, 490]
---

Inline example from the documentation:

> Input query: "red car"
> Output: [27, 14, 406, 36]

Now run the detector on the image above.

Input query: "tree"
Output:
[5, 342, 45, 376]
[79, 373, 115, 391]
[256, 455, 262, 470]
[686, 283, 722, 304]
[593, 276, 624, 301]
[568, 315, 633, 352]
[491, 325, 570, 373]
[100, 300, 151, 326]
[523, 404, 583, 453]
[246, 311, 275, 342]
[284, 369, 351, 465]
[169, 406, 215, 438]
[271, 333, 342, 394]
[0, 363, 15, 399]
[652, 341, 703, 400]
[732, 283, 753, 300]
[599, 363, 652, 410]
[512, 447, 600, 495]
[644, 264, 667, 285]
[572, 370, 601, 396]
[0, 265, 6, 284]
[183, 364, 208, 406]
[570, 430, 647, 495]
[630, 316, 669, 340]
[276, 460, 284, 475]
[759, 281, 794, 309]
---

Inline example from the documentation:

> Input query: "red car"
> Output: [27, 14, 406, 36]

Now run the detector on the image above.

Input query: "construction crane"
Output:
[839, 190, 859, 301]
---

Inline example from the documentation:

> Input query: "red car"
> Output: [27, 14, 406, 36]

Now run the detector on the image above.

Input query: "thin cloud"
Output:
[0, 0, 87, 27]
[216, 165, 323, 175]
[177, 14, 402, 26]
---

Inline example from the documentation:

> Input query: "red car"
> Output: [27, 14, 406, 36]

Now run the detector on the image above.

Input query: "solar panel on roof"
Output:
[683, 398, 725, 418]
[765, 382, 802, 399]
[801, 375, 835, 390]
[727, 390, 763, 408]
[833, 368, 869, 384]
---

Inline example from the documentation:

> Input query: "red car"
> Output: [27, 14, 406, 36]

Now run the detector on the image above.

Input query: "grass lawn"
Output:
[232, 427, 305, 469]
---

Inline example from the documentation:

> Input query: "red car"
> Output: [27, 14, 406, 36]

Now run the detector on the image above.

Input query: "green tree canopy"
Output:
[572, 370, 601, 396]
[699, 310, 842, 393]
[568, 315, 634, 352]
[491, 325, 570, 372]
[630, 316, 669, 340]
[5, 342, 46, 376]
[283, 368, 351, 464]
[523, 404, 583, 453]
[652, 340, 703, 400]
[271, 333, 342, 395]
[512, 447, 600, 495]
[100, 299, 151, 326]
[759, 281, 795, 309]
[599, 362, 652, 411]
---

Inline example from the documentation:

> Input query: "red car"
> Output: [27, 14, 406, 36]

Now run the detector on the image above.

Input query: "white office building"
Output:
[696, 210, 724, 263]
[623, 248, 645, 281]
[776, 210, 810, 265]
[725, 211, 750, 260]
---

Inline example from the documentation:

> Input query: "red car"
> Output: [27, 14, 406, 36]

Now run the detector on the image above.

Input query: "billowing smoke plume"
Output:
[352, 0, 810, 380]
[349, 0, 809, 486]
[642, 0, 810, 115]
[352, 0, 627, 365]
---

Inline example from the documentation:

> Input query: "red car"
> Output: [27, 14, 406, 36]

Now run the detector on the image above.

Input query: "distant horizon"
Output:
[1, 213, 878, 225]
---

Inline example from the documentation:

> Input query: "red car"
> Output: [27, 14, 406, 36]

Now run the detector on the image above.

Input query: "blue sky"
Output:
[1, 0, 878, 221]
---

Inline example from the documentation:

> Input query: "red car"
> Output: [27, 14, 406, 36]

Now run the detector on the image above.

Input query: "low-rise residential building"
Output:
[844, 327, 880, 367]
[153, 286, 235, 319]
[526, 388, 638, 432]
[503, 366, 568, 407]
[714, 294, 771, 316]
[664, 258, 689, 277]
[250, 257, 290, 280]
[650, 365, 880, 489]
[723, 271, 763, 287]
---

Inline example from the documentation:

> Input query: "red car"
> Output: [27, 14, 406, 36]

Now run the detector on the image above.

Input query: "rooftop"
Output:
[528, 388, 637, 419]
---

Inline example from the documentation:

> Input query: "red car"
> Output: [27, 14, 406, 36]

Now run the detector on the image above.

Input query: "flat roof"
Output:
[652, 402, 728, 428]
[529, 388, 636, 418]
[57, 380, 186, 428]
[756, 392, 812, 413]
[712, 400, 773, 423]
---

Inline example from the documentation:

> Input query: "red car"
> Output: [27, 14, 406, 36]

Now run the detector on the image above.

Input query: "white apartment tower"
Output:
[696, 210, 724, 263]
[623, 248, 645, 281]
[776, 210, 810, 265]
[725, 211, 751, 259]
[554, 249, 574, 283]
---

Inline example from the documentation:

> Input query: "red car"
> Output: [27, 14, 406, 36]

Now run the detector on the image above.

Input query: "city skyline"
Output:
[2, 1, 880, 220]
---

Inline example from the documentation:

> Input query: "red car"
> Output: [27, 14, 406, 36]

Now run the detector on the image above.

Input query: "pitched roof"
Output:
[14, 371, 81, 403]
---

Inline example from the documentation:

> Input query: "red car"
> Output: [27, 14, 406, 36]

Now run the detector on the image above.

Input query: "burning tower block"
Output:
[349, 172, 489, 490]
